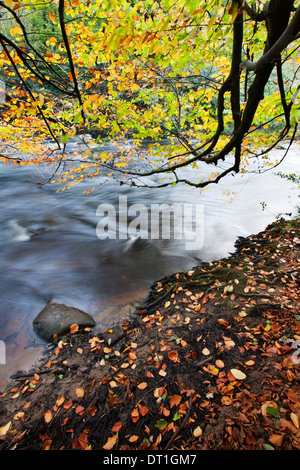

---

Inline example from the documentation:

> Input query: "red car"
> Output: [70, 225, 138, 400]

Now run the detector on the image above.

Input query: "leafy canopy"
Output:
[0, 0, 299, 191]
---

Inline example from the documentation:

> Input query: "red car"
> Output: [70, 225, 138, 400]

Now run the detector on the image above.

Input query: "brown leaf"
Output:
[112, 421, 123, 432]
[169, 394, 182, 409]
[168, 351, 179, 363]
[269, 434, 283, 446]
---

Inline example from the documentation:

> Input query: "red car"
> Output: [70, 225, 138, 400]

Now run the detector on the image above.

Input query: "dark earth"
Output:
[0, 218, 299, 451]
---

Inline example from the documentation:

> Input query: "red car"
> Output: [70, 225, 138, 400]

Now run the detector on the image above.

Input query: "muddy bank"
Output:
[0, 218, 299, 451]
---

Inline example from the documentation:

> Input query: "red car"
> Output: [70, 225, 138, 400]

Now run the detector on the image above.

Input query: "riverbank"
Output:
[0, 217, 299, 451]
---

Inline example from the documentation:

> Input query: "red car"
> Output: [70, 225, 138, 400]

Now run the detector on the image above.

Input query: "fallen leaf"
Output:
[70, 324, 79, 334]
[103, 434, 118, 450]
[269, 434, 283, 446]
[230, 368, 246, 380]
[290, 412, 299, 429]
[75, 405, 85, 415]
[202, 348, 210, 356]
[168, 351, 179, 363]
[63, 399, 73, 409]
[221, 396, 232, 406]
[139, 405, 149, 416]
[128, 435, 139, 443]
[169, 394, 182, 408]
[216, 359, 224, 368]
[75, 388, 84, 398]
[43, 410, 53, 423]
[193, 426, 203, 437]
[0, 421, 11, 437]
[155, 419, 168, 429]
[13, 411, 25, 421]
[131, 408, 139, 423]
[245, 359, 255, 366]
[112, 422, 123, 432]
[159, 369, 167, 377]
[55, 396, 65, 408]
[137, 382, 148, 390]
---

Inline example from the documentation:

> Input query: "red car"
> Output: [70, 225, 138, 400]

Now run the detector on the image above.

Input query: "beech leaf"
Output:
[103, 434, 118, 450]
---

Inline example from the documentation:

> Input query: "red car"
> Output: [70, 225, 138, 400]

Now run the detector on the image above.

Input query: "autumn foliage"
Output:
[0, 0, 299, 191]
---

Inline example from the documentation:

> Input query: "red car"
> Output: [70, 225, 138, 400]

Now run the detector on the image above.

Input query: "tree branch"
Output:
[241, 5, 300, 72]
[58, 0, 85, 124]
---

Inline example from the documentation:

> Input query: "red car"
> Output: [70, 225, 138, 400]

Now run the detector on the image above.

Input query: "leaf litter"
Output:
[0, 218, 299, 450]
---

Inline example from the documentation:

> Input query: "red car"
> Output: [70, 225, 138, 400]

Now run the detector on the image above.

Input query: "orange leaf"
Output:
[103, 434, 118, 450]
[49, 12, 55, 22]
[55, 396, 65, 408]
[63, 398, 73, 409]
[168, 351, 179, 363]
[221, 396, 232, 406]
[128, 435, 139, 443]
[269, 434, 283, 446]
[137, 382, 148, 390]
[70, 324, 79, 334]
[131, 408, 139, 423]
[76, 388, 84, 398]
[43, 410, 53, 423]
[112, 422, 123, 432]
[75, 405, 85, 415]
[169, 394, 182, 409]
[138, 405, 149, 416]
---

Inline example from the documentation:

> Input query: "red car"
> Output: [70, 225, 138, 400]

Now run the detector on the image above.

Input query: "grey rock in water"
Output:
[33, 302, 95, 342]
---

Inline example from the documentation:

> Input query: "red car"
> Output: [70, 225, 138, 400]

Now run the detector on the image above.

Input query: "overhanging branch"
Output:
[241, 6, 300, 72]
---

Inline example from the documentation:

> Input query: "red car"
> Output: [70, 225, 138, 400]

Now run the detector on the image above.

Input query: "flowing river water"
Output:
[0, 139, 299, 389]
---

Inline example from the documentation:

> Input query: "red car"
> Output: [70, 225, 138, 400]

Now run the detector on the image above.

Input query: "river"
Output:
[0, 138, 299, 389]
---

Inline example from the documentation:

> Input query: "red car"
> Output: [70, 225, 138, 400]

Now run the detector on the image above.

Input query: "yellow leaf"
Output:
[112, 17, 120, 28]
[103, 434, 118, 450]
[3, 0, 13, 7]
[0, 421, 11, 437]
[193, 426, 203, 437]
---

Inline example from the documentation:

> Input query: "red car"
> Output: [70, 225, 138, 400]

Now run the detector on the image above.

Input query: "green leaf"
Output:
[155, 419, 168, 429]
[263, 443, 275, 450]
[266, 406, 280, 419]
[173, 413, 183, 421]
